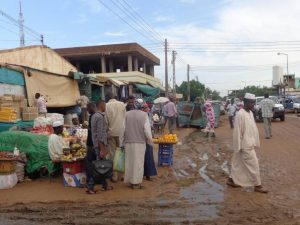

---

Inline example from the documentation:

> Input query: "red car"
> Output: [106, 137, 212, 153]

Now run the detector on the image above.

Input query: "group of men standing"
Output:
[85, 92, 156, 194]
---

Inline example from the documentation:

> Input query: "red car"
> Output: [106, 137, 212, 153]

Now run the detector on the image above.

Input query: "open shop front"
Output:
[0, 64, 90, 189]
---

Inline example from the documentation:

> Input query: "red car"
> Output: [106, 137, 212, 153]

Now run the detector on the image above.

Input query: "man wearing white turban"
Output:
[48, 121, 64, 161]
[227, 93, 268, 193]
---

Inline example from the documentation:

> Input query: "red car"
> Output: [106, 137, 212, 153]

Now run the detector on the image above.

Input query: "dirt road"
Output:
[0, 115, 300, 225]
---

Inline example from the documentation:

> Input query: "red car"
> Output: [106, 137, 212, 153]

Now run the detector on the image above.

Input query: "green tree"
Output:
[234, 86, 277, 98]
[176, 80, 221, 101]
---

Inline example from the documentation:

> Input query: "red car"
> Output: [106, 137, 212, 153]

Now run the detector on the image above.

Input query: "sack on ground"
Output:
[113, 147, 125, 173]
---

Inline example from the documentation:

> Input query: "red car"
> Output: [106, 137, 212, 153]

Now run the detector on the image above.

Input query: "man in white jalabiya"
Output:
[227, 93, 268, 194]
[123, 98, 152, 189]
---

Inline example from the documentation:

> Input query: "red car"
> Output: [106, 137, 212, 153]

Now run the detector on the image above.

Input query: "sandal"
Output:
[226, 178, 241, 188]
[86, 189, 97, 195]
[130, 184, 144, 189]
[101, 185, 114, 191]
[254, 186, 268, 194]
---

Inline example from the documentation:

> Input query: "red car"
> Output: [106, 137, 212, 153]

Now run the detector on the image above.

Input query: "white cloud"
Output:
[153, 0, 300, 95]
[155, 16, 174, 22]
[104, 31, 127, 37]
[79, 0, 101, 14]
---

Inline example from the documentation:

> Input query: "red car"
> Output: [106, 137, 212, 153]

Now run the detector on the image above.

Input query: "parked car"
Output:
[292, 97, 300, 113]
[254, 96, 285, 122]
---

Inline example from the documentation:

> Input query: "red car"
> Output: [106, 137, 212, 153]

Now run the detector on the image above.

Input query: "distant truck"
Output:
[254, 96, 285, 122]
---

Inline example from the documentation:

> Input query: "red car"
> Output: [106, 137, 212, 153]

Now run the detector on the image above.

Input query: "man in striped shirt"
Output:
[259, 94, 275, 139]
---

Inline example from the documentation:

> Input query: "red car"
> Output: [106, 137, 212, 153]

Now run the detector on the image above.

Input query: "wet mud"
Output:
[0, 116, 300, 224]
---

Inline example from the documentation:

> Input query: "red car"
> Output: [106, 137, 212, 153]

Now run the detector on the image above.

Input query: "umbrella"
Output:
[154, 97, 169, 104]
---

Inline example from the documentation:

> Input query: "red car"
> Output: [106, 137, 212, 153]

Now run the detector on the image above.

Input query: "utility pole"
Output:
[187, 64, 190, 102]
[164, 39, 168, 96]
[18, 1, 25, 47]
[171, 50, 177, 96]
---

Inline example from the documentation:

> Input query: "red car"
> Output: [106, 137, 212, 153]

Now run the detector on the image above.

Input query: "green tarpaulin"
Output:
[0, 67, 25, 86]
[135, 84, 160, 97]
[0, 121, 34, 133]
[0, 131, 55, 174]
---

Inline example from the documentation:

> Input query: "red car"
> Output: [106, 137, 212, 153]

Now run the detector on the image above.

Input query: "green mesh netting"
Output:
[0, 131, 55, 174]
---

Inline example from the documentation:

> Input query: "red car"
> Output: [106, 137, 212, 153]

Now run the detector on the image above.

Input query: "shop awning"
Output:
[0, 67, 25, 86]
[135, 83, 160, 97]
[90, 80, 104, 86]
[147, 80, 165, 92]
[110, 78, 127, 87]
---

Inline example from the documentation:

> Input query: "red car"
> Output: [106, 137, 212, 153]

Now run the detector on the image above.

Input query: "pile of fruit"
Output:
[153, 134, 178, 144]
[60, 142, 87, 162]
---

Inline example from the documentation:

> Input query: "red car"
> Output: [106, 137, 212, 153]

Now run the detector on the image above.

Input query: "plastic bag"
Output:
[113, 148, 125, 173]
[0, 173, 18, 189]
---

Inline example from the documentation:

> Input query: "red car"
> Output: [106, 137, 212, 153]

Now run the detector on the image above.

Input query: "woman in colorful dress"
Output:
[203, 101, 216, 137]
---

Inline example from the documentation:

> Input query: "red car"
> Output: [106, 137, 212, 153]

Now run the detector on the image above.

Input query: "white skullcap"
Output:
[244, 93, 256, 100]
[134, 98, 144, 109]
[72, 114, 78, 119]
[52, 121, 63, 128]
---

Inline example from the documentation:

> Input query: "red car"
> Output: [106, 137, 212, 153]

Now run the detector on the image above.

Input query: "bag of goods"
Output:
[16, 153, 27, 182]
[74, 129, 87, 140]
[63, 172, 86, 187]
[32, 117, 53, 135]
[113, 148, 125, 173]
[34, 117, 52, 128]
[46, 113, 64, 125]
[0, 173, 18, 189]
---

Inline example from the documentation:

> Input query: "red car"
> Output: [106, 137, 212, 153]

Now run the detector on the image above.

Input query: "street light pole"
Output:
[277, 52, 289, 97]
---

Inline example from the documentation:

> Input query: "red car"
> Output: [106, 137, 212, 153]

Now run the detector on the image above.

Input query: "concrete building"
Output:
[55, 43, 163, 100]
[0, 45, 77, 75]
[55, 43, 159, 77]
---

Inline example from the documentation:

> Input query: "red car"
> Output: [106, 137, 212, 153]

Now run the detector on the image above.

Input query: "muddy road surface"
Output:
[0, 116, 300, 225]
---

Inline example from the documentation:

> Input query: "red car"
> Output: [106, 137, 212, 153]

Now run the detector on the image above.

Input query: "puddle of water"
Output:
[178, 169, 189, 177]
[187, 158, 197, 168]
[199, 153, 209, 161]
[221, 160, 229, 174]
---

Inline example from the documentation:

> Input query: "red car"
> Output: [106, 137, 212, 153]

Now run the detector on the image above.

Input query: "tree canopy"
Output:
[176, 80, 221, 101]
[232, 85, 277, 98]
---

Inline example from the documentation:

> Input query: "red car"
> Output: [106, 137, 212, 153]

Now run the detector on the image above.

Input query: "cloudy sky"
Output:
[1, 0, 300, 96]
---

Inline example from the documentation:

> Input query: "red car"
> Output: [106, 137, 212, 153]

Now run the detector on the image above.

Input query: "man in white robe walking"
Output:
[227, 93, 268, 193]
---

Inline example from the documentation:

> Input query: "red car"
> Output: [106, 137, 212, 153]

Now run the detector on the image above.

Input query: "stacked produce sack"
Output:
[0, 152, 18, 189]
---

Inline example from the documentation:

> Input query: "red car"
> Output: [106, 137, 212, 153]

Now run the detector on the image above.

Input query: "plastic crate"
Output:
[158, 154, 173, 166]
[63, 161, 85, 175]
[158, 144, 174, 154]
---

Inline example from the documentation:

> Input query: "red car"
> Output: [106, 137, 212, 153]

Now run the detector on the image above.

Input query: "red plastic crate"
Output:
[63, 161, 85, 175]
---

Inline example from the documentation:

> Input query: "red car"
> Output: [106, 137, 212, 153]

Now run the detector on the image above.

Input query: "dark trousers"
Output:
[144, 144, 157, 177]
[86, 146, 107, 190]
[229, 116, 234, 129]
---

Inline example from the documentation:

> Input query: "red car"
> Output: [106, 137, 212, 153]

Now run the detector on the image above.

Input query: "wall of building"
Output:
[295, 78, 300, 89]
[0, 45, 77, 75]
